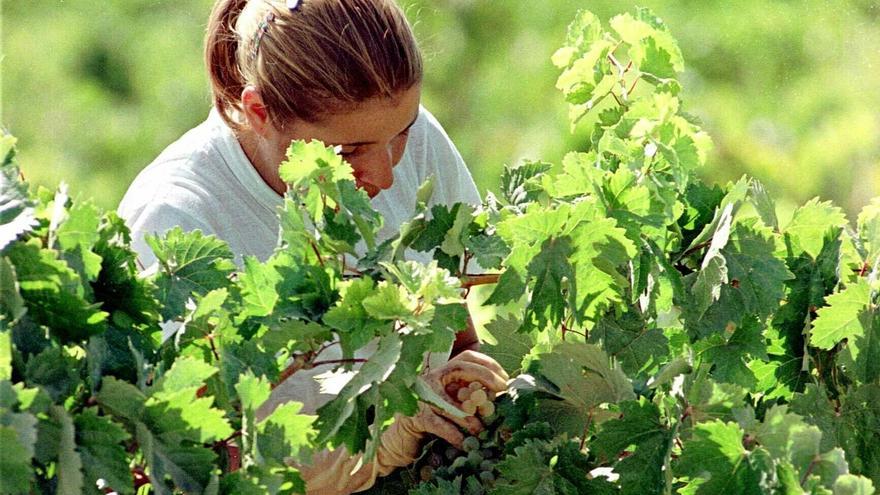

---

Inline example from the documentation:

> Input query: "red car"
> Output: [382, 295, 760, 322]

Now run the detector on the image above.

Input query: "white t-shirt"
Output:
[118, 105, 481, 415]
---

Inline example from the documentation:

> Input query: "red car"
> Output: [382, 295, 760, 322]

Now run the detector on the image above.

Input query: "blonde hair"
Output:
[205, 0, 423, 131]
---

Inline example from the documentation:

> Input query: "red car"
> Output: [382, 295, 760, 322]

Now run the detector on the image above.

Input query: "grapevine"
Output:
[1, 6, 880, 495]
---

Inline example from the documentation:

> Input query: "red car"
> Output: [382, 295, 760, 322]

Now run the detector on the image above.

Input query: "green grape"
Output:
[445, 446, 460, 461]
[480, 448, 495, 459]
[479, 471, 495, 484]
[478, 429, 489, 441]
[462, 436, 480, 452]
[451, 456, 468, 470]
[419, 465, 434, 482]
[480, 460, 493, 472]
[428, 452, 443, 468]
[467, 450, 484, 467]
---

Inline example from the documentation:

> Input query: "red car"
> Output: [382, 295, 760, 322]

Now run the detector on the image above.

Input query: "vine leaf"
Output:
[51, 405, 84, 495]
[6, 241, 108, 342]
[75, 408, 132, 495]
[464, 233, 509, 270]
[675, 420, 767, 494]
[238, 255, 281, 319]
[0, 256, 25, 326]
[590, 307, 668, 376]
[834, 475, 876, 495]
[537, 342, 634, 418]
[593, 399, 672, 495]
[784, 198, 847, 260]
[524, 236, 576, 331]
[482, 315, 532, 375]
[315, 333, 402, 451]
[0, 424, 34, 493]
[0, 135, 38, 252]
[810, 278, 871, 350]
[53, 199, 103, 283]
[693, 316, 766, 389]
[146, 227, 236, 321]
[97, 377, 220, 494]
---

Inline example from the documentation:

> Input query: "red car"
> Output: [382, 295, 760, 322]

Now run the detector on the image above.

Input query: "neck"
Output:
[236, 129, 287, 196]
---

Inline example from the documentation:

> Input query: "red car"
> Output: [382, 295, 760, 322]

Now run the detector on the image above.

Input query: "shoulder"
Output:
[403, 105, 481, 207]
[409, 105, 453, 149]
[118, 114, 235, 263]
[119, 113, 230, 224]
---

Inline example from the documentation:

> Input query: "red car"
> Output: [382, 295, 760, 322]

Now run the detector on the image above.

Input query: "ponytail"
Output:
[205, 0, 250, 130]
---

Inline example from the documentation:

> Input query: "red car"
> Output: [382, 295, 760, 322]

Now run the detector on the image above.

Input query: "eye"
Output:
[340, 148, 359, 159]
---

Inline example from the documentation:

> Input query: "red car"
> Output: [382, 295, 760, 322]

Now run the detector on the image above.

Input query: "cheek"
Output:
[347, 156, 369, 178]
[391, 135, 409, 165]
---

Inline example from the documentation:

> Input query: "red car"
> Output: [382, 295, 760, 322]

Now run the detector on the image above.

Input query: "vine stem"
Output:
[459, 273, 501, 289]
[460, 251, 473, 278]
[800, 456, 820, 487]
[315, 340, 340, 358]
[607, 53, 627, 78]
[207, 332, 220, 362]
[664, 412, 683, 495]
[309, 240, 325, 267]
[579, 409, 594, 450]
[627, 75, 641, 98]
[311, 358, 368, 367]
[273, 354, 313, 389]
[678, 240, 712, 261]
[272, 340, 340, 388]
[132, 466, 150, 489]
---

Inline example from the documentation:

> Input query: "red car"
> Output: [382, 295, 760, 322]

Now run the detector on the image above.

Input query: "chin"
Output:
[357, 181, 380, 198]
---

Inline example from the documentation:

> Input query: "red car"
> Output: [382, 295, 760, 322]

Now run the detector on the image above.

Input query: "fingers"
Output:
[449, 350, 510, 382]
[417, 409, 467, 449]
[437, 360, 508, 394]
[435, 405, 483, 436]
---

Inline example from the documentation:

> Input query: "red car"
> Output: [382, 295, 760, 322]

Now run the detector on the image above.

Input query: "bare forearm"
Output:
[451, 314, 480, 356]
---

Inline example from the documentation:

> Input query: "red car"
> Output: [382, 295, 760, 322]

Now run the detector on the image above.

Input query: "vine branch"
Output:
[311, 358, 368, 367]
[460, 273, 501, 289]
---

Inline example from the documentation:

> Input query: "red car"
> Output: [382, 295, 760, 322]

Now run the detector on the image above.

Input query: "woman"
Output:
[118, 0, 507, 492]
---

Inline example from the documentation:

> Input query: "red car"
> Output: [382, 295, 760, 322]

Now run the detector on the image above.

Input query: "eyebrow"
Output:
[337, 112, 419, 147]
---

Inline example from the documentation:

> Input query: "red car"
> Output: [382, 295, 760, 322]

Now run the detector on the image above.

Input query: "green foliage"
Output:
[4, 7, 880, 495]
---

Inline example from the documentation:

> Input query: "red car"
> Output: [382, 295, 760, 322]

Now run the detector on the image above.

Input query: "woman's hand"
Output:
[420, 350, 508, 440]
[298, 350, 509, 494]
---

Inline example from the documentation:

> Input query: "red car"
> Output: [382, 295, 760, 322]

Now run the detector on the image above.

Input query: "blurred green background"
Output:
[2, 0, 879, 217]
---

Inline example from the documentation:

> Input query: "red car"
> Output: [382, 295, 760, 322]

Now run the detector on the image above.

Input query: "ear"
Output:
[241, 85, 272, 136]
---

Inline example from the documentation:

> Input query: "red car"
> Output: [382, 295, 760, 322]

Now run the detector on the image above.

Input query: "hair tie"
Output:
[251, 0, 304, 61]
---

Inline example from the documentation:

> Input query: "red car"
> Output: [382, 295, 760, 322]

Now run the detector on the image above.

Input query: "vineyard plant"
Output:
[3, 8, 880, 495]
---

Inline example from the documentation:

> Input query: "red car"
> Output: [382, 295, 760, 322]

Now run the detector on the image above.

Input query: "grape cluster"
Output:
[446, 381, 496, 418]
[410, 382, 507, 492]
[364, 383, 507, 494]
[417, 431, 500, 490]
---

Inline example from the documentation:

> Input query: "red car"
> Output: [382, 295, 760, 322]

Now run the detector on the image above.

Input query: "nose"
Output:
[359, 146, 395, 192]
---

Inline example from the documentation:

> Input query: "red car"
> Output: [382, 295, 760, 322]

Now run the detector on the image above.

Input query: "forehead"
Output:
[287, 85, 421, 146]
